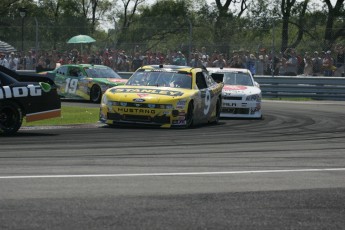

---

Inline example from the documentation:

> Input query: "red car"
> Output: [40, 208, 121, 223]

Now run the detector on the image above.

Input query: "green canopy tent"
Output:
[67, 35, 96, 56]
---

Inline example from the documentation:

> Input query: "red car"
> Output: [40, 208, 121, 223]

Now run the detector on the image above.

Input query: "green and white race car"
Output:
[41, 64, 127, 103]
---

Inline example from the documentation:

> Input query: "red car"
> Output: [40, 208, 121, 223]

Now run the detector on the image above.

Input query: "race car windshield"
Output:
[85, 67, 122, 79]
[127, 71, 192, 89]
[223, 73, 253, 86]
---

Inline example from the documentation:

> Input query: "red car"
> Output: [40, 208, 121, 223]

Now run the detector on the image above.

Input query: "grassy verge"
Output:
[23, 106, 99, 126]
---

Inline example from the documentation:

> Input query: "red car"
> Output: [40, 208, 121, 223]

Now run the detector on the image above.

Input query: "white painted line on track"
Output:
[1, 168, 345, 179]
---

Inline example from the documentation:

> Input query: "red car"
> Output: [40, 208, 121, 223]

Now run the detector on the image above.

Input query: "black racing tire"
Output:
[185, 101, 194, 128]
[90, 85, 102, 103]
[0, 101, 23, 135]
[213, 97, 221, 124]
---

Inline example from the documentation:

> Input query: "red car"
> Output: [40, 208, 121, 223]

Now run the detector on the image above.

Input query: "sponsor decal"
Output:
[133, 98, 145, 102]
[39, 82, 52, 93]
[112, 88, 184, 96]
[117, 107, 156, 114]
[172, 120, 186, 125]
[224, 85, 247, 90]
[137, 93, 149, 98]
[176, 100, 187, 109]
[108, 78, 127, 83]
[0, 84, 42, 99]
[223, 103, 237, 107]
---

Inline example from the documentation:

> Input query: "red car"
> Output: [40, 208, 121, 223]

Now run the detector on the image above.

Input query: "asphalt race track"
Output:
[1, 100, 345, 230]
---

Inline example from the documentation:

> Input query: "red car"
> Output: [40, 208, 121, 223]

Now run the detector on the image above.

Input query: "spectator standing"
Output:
[312, 51, 322, 76]
[277, 52, 287, 75]
[212, 53, 227, 68]
[36, 55, 46, 72]
[102, 51, 111, 67]
[284, 48, 298, 76]
[303, 52, 313, 76]
[173, 51, 187, 66]
[229, 53, 244, 68]
[201, 55, 209, 67]
[200, 47, 209, 62]
[238, 49, 248, 69]
[8, 52, 19, 71]
[131, 52, 143, 71]
[334, 44, 344, 77]
[209, 51, 220, 66]
[71, 49, 79, 64]
[190, 53, 205, 68]
[45, 53, 52, 69]
[247, 54, 256, 76]
[322, 50, 335, 76]
[296, 52, 305, 75]
[0, 53, 9, 68]
[24, 51, 35, 70]
[256, 55, 265, 75]
[149, 52, 159, 65]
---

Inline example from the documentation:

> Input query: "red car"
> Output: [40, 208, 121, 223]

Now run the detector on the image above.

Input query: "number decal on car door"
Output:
[65, 78, 78, 94]
[204, 90, 211, 115]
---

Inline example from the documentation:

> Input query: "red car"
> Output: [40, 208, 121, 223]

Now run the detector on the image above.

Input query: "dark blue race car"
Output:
[0, 66, 61, 135]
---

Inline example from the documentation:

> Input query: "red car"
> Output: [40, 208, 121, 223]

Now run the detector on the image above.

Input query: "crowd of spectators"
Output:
[0, 44, 344, 77]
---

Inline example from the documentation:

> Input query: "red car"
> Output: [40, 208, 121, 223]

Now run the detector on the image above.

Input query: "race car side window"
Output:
[69, 67, 81, 77]
[196, 72, 207, 89]
[203, 72, 217, 87]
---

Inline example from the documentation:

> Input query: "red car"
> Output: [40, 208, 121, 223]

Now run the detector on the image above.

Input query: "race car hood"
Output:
[105, 86, 192, 103]
[222, 84, 261, 95]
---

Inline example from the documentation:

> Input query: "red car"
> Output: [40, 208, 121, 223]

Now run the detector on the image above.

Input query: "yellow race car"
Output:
[100, 65, 223, 128]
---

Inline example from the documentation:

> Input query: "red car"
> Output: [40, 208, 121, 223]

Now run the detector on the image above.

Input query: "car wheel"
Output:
[185, 101, 194, 128]
[213, 97, 221, 124]
[0, 102, 23, 135]
[90, 85, 102, 103]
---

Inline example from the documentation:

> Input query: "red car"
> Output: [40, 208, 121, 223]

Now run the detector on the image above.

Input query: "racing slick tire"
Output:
[90, 85, 102, 103]
[0, 101, 23, 135]
[185, 101, 194, 128]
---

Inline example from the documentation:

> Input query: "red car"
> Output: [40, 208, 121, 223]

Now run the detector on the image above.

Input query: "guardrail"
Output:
[253, 75, 345, 101]
[16, 70, 345, 101]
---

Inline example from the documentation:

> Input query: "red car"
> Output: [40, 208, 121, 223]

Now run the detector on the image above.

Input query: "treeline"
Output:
[0, 0, 344, 55]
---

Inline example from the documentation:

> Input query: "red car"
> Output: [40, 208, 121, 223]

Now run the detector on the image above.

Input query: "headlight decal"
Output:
[246, 94, 261, 101]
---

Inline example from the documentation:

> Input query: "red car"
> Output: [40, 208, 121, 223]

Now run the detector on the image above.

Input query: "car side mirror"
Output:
[254, 81, 260, 88]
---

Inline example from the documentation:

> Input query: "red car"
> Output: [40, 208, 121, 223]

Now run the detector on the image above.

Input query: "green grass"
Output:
[23, 106, 99, 126]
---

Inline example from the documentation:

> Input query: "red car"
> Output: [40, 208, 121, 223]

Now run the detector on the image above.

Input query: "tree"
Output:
[116, 0, 192, 52]
[323, 0, 345, 49]
[113, 0, 146, 48]
[285, 0, 310, 51]
[213, 0, 248, 52]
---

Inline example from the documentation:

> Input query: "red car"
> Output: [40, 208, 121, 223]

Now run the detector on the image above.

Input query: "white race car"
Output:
[208, 67, 262, 119]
